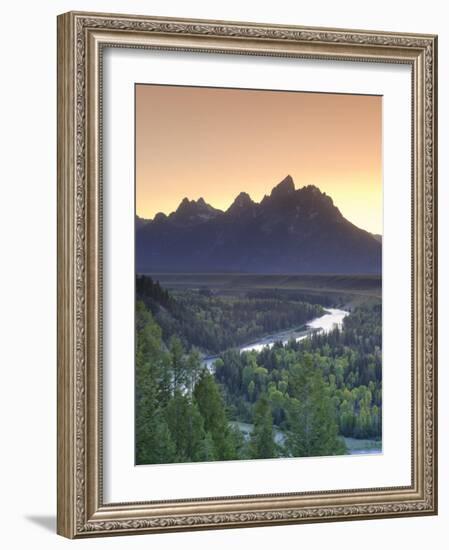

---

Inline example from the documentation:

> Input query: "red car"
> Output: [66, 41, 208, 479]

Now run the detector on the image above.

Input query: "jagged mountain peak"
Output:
[227, 191, 255, 213]
[168, 196, 222, 226]
[176, 196, 216, 212]
[178, 196, 191, 207]
[300, 184, 321, 194]
[153, 212, 168, 223]
[136, 176, 381, 274]
[270, 175, 296, 198]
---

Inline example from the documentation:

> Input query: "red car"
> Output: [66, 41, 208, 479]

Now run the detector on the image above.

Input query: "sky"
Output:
[136, 84, 382, 234]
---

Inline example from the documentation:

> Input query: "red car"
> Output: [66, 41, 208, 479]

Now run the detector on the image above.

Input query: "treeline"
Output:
[136, 275, 170, 307]
[215, 303, 382, 441]
[246, 289, 344, 307]
[136, 275, 324, 354]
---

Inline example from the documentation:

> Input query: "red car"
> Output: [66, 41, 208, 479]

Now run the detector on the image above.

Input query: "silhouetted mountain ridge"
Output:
[136, 176, 381, 274]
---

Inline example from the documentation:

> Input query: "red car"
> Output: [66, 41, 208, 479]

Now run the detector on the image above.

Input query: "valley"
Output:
[135, 177, 382, 465]
[136, 272, 382, 462]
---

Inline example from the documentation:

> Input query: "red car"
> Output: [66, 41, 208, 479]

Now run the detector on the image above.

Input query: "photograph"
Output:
[135, 84, 383, 465]
[0, 0, 443, 545]
[55, 9, 437, 538]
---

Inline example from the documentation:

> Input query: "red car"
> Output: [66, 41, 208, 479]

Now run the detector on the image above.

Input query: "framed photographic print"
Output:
[57, 11, 438, 538]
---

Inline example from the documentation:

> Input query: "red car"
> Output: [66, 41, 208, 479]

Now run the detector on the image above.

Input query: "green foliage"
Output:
[136, 275, 324, 354]
[285, 356, 346, 457]
[164, 391, 207, 462]
[250, 395, 277, 459]
[193, 371, 237, 460]
[169, 336, 188, 394]
[136, 301, 241, 464]
[136, 275, 170, 307]
[136, 280, 382, 465]
[135, 302, 175, 464]
[215, 303, 382, 443]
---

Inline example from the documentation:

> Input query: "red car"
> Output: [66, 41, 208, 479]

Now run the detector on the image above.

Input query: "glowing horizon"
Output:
[136, 85, 382, 234]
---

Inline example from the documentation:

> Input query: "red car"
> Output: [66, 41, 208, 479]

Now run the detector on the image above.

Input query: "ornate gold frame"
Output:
[57, 11, 438, 538]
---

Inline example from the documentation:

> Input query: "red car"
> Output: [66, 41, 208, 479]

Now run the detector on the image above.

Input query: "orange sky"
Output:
[136, 85, 382, 234]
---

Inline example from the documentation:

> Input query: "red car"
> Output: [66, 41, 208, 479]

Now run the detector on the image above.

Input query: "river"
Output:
[204, 308, 381, 456]
[203, 308, 349, 370]
[230, 421, 381, 455]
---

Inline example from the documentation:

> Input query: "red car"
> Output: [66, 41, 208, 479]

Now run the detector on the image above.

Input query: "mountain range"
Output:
[136, 175, 381, 274]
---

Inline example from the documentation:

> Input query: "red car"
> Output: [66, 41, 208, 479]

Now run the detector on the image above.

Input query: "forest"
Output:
[136, 275, 324, 354]
[135, 275, 382, 464]
[214, 303, 382, 443]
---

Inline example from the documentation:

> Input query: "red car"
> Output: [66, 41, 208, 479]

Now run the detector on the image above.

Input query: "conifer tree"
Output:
[194, 371, 236, 460]
[165, 391, 207, 462]
[250, 394, 277, 459]
[286, 355, 346, 457]
[135, 302, 175, 464]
